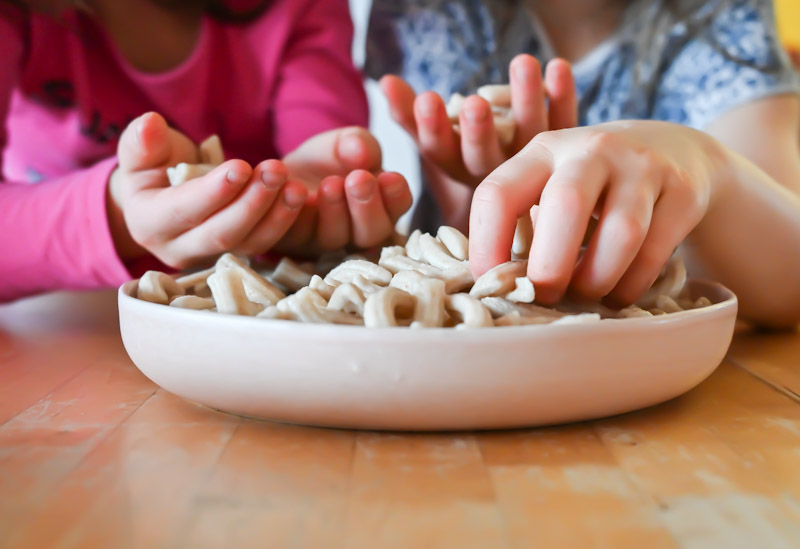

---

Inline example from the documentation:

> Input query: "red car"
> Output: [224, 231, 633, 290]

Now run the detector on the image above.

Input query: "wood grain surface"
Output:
[1, 290, 798, 549]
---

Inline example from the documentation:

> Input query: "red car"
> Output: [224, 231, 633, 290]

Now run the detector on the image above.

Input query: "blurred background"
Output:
[776, 0, 800, 51]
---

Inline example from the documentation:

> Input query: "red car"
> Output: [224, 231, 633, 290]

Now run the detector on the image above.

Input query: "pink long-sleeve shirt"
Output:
[0, 0, 368, 302]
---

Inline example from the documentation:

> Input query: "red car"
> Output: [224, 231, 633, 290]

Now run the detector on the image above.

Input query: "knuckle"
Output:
[663, 164, 688, 189]
[209, 229, 236, 253]
[583, 131, 619, 155]
[614, 213, 648, 249]
[643, 149, 665, 168]
[667, 169, 698, 199]
[664, 171, 707, 223]
[632, 149, 665, 179]
[528, 132, 556, 151]
[542, 180, 589, 215]
[516, 139, 555, 167]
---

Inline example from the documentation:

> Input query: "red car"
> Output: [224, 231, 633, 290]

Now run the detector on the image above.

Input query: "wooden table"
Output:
[1, 291, 799, 549]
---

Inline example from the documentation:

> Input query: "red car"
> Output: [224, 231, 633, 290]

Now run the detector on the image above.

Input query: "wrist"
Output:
[698, 130, 734, 214]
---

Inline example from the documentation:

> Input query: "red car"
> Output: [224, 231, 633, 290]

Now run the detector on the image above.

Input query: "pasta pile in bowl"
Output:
[118, 239, 737, 430]
[132, 226, 712, 329]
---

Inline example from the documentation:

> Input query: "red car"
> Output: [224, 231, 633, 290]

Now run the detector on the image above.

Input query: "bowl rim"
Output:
[118, 278, 738, 339]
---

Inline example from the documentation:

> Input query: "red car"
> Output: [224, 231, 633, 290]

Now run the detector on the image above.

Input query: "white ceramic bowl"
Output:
[118, 279, 737, 431]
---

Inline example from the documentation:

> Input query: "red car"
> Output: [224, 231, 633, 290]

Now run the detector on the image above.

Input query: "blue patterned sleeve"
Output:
[653, 0, 800, 129]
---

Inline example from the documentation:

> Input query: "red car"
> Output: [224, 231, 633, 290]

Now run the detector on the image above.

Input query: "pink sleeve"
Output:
[271, 0, 369, 156]
[0, 12, 135, 302]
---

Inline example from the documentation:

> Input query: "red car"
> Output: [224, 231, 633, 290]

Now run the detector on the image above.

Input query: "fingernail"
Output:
[282, 185, 305, 209]
[513, 62, 532, 82]
[346, 176, 375, 201]
[463, 105, 488, 124]
[260, 169, 285, 190]
[321, 181, 344, 203]
[226, 169, 247, 184]
[418, 96, 436, 118]
[136, 114, 150, 143]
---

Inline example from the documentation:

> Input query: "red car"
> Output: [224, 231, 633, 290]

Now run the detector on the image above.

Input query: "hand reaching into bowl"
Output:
[380, 54, 577, 188]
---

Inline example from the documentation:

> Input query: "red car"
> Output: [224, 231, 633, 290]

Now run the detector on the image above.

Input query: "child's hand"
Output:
[380, 55, 577, 187]
[108, 112, 308, 269]
[276, 127, 413, 253]
[469, 121, 720, 306]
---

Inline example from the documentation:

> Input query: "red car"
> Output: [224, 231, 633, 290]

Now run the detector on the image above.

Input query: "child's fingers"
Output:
[380, 75, 419, 136]
[344, 170, 394, 248]
[256, 159, 290, 190]
[275, 200, 318, 251]
[143, 160, 253, 239]
[235, 180, 308, 255]
[459, 95, 506, 178]
[510, 54, 547, 151]
[118, 112, 198, 174]
[168, 164, 289, 259]
[469, 144, 554, 277]
[545, 59, 578, 131]
[377, 172, 413, 223]
[606, 186, 699, 306]
[316, 176, 351, 251]
[570, 181, 658, 301]
[527, 159, 609, 305]
[413, 92, 465, 178]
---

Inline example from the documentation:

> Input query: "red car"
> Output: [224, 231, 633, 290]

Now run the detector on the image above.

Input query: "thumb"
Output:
[335, 126, 382, 173]
[117, 112, 171, 172]
[117, 112, 177, 172]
